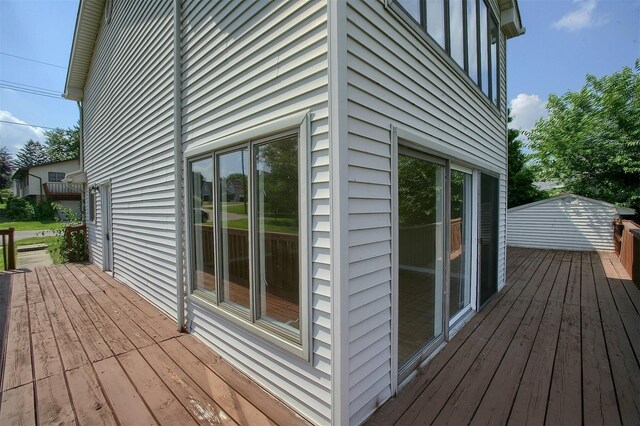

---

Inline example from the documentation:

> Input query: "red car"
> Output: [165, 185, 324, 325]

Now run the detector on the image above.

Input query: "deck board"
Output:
[367, 248, 640, 426]
[0, 264, 307, 426]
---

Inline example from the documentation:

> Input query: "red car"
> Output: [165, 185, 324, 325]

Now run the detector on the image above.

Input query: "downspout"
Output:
[173, 0, 186, 332]
[77, 101, 83, 171]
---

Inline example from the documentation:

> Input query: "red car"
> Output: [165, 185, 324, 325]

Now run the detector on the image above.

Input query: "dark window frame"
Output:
[48, 171, 66, 182]
[392, 0, 500, 109]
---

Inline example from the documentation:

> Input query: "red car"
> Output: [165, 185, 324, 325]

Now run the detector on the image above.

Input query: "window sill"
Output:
[187, 292, 309, 361]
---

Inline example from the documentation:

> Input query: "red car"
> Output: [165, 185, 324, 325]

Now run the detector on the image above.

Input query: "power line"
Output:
[0, 119, 56, 130]
[0, 52, 66, 70]
[0, 79, 60, 95]
[0, 84, 63, 99]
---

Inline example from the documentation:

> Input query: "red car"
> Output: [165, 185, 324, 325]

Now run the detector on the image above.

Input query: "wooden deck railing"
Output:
[613, 219, 639, 286]
[0, 228, 15, 271]
[64, 225, 87, 262]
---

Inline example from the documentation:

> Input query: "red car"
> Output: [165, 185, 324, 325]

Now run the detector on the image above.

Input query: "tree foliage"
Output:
[0, 146, 14, 189]
[45, 123, 80, 162]
[528, 61, 640, 211]
[508, 114, 546, 208]
[15, 139, 50, 169]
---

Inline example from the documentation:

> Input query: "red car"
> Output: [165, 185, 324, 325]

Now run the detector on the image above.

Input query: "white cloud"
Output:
[0, 111, 46, 155]
[510, 94, 548, 132]
[552, 0, 607, 32]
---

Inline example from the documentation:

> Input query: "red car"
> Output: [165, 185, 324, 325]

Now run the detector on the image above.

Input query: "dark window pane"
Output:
[426, 0, 446, 48]
[450, 0, 464, 67]
[255, 136, 300, 336]
[218, 148, 250, 311]
[397, 0, 421, 24]
[191, 157, 215, 294]
[479, 0, 489, 95]
[490, 16, 499, 105]
[467, 0, 478, 82]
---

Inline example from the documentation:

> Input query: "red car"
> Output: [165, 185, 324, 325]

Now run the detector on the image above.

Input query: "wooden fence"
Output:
[0, 228, 15, 271]
[64, 225, 87, 262]
[399, 219, 463, 267]
[613, 220, 639, 286]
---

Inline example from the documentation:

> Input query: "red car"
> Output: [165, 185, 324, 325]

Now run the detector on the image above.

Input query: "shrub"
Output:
[0, 188, 13, 203]
[6, 197, 34, 221]
[50, 207, 88, 263]
[34, 200, 60, 221]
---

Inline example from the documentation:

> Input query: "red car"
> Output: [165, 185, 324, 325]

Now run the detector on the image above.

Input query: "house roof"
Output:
[508, 193, 636, 216]
[11, 158, 80, 181]
[63, 0, 524, 100]
[64, 0, 105, 101]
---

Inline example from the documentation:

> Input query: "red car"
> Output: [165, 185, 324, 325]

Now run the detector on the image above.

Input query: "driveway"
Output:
[14, 229, 57, 241]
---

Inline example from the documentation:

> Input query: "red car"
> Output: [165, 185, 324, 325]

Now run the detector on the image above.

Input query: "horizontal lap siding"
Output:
[181, 1, 330, 424]
[508, 198, 616, 251]
[83, 0, 177, 318]
[346, 0, 508, 423]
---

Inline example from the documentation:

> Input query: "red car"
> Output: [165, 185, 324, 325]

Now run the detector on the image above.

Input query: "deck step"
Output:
[16, 244, 48, 253]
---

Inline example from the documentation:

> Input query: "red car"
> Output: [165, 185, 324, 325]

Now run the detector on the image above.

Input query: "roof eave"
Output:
[499, 0, 525, 39]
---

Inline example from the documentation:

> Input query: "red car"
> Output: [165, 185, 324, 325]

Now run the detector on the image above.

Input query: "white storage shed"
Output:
[507, 194, 636, 251]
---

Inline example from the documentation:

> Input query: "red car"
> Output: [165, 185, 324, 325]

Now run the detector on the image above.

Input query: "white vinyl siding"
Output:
[345, 0, 508, 423]
[508, 196, 619, 251]
[82, 0, 177, 318]
[180, 1, 331, 424]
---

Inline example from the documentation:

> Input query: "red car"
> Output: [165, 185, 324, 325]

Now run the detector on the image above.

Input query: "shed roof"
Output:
[508, 193, 636, 216]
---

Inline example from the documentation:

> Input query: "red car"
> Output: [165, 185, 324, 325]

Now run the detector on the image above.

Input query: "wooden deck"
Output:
[0, 264, 307, 426]
[368, 247, 640, 426]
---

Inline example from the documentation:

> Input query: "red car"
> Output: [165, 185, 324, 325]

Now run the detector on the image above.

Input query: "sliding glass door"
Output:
[397, 149, 446, 374]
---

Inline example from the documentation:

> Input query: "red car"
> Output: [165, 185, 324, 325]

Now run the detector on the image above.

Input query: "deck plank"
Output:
[507, 300, 563, 425]
[564, 254, 581, 306]
[118, 349, 198, 426]
[66, 365, 117, 426]
[581, 257, 598, 310]
[35, 373, 76, 425]
[45, 267, 75, 299]
[2, 304, 32, 391]
[94, 356, 158, 426]
[139, 344, 236, 425]
[24, 271, 43, 305]
[581, 307, 620, 425]
[162, 338, 276, 426]
[440, 300, 545, 425]
[546, 304, 582, 425]
[58, 264, 94, 295]
[34, 267, 59, 302]
[32, 337, 63, 381]
[9, 273, 27, 308]
[76, 293, 136, 355]
[177, 335, 305, 426]
[89, 291, 155, 349]
[61, 296, 113, 362]
[0, 383, 35, 426]
[64, 264, 103, 293]
[45, 299, 89, 371]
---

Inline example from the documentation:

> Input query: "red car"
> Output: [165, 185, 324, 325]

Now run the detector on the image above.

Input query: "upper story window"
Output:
[48, 172, 66, 182]
[394, 0, 500, 108]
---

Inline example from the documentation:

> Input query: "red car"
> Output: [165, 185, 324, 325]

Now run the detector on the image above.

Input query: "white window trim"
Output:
[183, 111, 311, 361]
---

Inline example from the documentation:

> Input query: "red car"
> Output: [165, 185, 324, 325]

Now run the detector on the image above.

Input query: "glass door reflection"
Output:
[398, 151, 445, 372]
[449, 170, 473, 321]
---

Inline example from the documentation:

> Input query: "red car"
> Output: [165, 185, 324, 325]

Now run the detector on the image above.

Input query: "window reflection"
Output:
[467, 0, 478, 83]
[191, 157, 215, 294]
[490, 16, 499, 105]
[218, 148, 250, 312]
[479, 0, 489, 96]
[426, 0, 445, 48]
[450, 170, 472, 319]
[255, 136, 300, 335]
[450, 0, 465, 67]
[397, 0, 421, 23]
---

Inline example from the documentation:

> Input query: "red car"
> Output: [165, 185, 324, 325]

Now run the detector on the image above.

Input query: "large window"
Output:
[393, 0, 500, 107]
[48, 172, 66, 182]
[189, 130, 303, 346]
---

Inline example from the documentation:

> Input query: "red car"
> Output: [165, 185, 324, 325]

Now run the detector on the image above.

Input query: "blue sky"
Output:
[0, 0, 638, 155]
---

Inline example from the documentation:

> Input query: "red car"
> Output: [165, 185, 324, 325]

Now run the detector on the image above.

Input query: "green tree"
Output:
[44, 123, 80, 161]
[15, 139, 49, 169]
[508, 113, 546, 208]
[0, 146, 14, 188]
[528, 61, 640, 212]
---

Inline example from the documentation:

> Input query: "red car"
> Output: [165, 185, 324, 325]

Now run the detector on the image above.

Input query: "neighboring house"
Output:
[508, 194, 636, 251]
[63, 0, 524, 424]
[11, 158, 83, 216]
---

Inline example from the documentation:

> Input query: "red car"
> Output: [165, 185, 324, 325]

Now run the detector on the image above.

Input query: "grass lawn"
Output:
[0, 236, 62, 270]
[0, 219, 64, 231]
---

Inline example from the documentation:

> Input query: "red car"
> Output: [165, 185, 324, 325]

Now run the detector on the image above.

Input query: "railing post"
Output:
[8, 228, 15, 270]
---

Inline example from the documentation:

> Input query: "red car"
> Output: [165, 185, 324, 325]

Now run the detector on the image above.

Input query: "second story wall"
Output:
[82, 0, 177, 317]
[344, 0, 509, 422]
